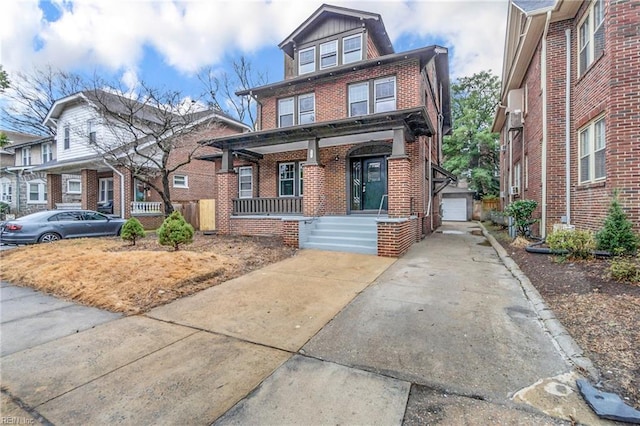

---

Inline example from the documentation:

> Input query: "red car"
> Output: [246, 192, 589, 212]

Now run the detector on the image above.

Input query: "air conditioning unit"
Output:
[508, 110, 524, 130]
[509, 185, 520, 195]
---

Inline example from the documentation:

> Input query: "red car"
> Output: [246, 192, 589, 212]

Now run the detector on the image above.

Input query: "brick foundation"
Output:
[377, 217, 418, 257]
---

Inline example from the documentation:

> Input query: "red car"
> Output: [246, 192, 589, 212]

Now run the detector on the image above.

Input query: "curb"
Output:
[479, 222, 600, 381]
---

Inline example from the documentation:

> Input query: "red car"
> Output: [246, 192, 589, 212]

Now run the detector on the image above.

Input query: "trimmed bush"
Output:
[546, 229, 595, 260]
[609, 257, 640, 283]
[157, 211, 194, 251]
[505, 199, 538, 237]
[596, 193, 639, 256]
[121, 217, 146, 245]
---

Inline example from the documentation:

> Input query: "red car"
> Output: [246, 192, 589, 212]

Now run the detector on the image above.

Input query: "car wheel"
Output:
[39, 232, 61, 243]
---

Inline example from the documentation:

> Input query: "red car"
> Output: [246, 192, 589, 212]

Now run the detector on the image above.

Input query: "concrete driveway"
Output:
[1, 222, 606, 425]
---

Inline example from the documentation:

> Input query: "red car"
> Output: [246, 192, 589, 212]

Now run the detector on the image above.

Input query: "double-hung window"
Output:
[21, 147, 32, 166]
[298, 93, 315, 125]
[278, 98, 294, 127]
[88, 120, 96, 144]
[28, 180, 47, 204]
[299, 46, 316, 75]
[343, 34, 362, 64]
[238, 166, 253, 198]
[99, 178, 113, 203]
[320, 40, 337, 69]
[578, 0, 605, 76]
[279, 162, 304, 197]
[1, 180, 12, 203]
[64, 125, 70, 150]
[41, 142, 53, 163]
[67, 179, 81, 194]
[349, 76, 397, 116]
[579, 117, 606, 183]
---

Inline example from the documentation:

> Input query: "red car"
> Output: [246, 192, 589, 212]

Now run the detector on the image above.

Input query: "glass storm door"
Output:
[351, 157, 387, 211]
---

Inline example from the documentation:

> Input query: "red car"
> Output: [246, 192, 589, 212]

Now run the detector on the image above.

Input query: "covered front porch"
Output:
[204, 108, 436, 256]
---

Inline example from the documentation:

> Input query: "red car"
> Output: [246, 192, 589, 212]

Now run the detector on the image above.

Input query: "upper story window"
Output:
[87, 120, 96, 144]
[41, 142, 53, 163]
[578, 0, 605, 77]
[172, 174, 188, 188]
[349, 76, 397, 117]
[343, 34, 362, 64]
[238, 166, 253, 198]
[64, 125, 70, 150]
[278, 93, 315, 127]
[320, 40, 338, 69]
[579, 116, 605, 183]
[21, 147, 32, 166]
[299, 46, 316, 75]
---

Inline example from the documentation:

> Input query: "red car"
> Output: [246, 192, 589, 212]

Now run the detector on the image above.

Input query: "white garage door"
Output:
[443, 198, 467, 221]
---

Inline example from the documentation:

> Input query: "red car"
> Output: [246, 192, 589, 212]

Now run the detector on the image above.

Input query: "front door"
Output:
[351, 157, 387, 211]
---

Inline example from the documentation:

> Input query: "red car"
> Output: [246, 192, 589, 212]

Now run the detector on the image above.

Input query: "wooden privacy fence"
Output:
[171, 200, 216, 231]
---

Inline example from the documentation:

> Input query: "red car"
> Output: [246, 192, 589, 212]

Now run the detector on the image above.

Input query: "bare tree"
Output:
[83, 80, 222, 216]
[199, 56, 267, 130]
[0, 66, 85, 136]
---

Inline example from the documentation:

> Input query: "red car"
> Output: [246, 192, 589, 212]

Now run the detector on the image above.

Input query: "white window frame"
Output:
[64, 125, 70, 150]
[238, 166, 253, 199]
[578, 0, 605, 77]
[374, 76, 397, 113]
[278, 97, 294, 128]
[21, 147, 31, 166]
[298, 93, 315, 125]
[41, 142, 53, 163]
[27, 180, 47, 204]
[279, 162, 298, 197]
[579, 116, 606, 184]
[88, 119, 96, 144]
[99, 178, 113, 203]
[299, 162, 304, 196]
[67, 179, 81, 194]
[348, 82, 369, 117]
[343, 34, 362, 64]
[320, 40, 338, 69]
[1, 179, 12, 203]
[513, 162, 522, 192]
[298, 46, 316, 75]
[172, 174, 188, 188]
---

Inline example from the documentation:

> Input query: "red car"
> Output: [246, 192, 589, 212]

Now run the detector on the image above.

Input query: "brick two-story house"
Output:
[493, 0, 640, 236]
[203, 4, 453, 256]
[36, 90, 250, 228]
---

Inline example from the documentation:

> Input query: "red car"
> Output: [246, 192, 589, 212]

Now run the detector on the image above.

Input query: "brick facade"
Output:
[47, 174, 63, 210]
[498, 0, 640, 235]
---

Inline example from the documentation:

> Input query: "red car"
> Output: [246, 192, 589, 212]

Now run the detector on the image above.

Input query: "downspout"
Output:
[427, 134, 433, 231]
[565, 28, 572, 225]
[103, 160, 125, 218]
[541, 10, 552, 237]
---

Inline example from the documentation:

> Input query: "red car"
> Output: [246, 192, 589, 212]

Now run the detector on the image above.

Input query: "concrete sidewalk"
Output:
[1, 223, 608, 425]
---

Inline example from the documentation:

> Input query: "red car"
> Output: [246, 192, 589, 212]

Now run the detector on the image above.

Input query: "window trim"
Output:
[578, 0, 605, 77]
[348, 81, 370, 117]
[66, 179, 81, 194]
[343, 33, 363, 64]
[374, 76, 397, 113]
[278, 161, 304, 197]
[172, 174, 188, 188]
[298, 46, 316, 75]
[320, 40, 338, 69]
[41, 142, 53, 163]
[99, 178, 114, 203]
[278, 93, 315, 128]
[348, 76, 397, 117]
[88, 119, 96, 144]
[238, 166, 253, 199]
[278, 97, 295, 128]
[1, 179, 12, 203]
[27, 180, 47, 204]
[298, 93, 315, 125]
[21, 147, 32, 166]
[64, 125, 70, 150]
[578, 116, 606, 184]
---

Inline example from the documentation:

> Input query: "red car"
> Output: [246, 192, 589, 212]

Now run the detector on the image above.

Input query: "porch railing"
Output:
[130, 201, 163, 215]
[233, 197, 303, 215]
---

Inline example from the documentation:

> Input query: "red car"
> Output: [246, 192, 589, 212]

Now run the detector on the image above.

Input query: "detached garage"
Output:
[441, 186, 475, 221]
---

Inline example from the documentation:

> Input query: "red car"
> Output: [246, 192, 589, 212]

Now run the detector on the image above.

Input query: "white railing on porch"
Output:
[233, 197, 302, 215]
[130, 201, 163, 215]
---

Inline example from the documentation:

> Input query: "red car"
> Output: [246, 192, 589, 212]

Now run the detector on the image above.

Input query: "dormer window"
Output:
[299, 46, 316, 75]
[320, 40, 338, 69]
[343, 34, 362, 64]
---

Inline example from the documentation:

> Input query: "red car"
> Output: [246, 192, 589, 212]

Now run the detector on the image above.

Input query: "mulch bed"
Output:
[484, 223, 640, 409]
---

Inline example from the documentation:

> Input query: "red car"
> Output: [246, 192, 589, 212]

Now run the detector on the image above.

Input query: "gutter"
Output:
[541, 10, 552, 237]
[103, 160, 125, 218]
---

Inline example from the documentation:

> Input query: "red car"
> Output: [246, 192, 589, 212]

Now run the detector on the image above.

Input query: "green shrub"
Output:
[121, 217, 146, 245]
[609, 257, 640, 283]
[505, 199, 538, 237]
[157, 211, 194, 251]
[0, 201, 9, 219]
[546, 229, 595, 260]
[596, 193, 640, 256]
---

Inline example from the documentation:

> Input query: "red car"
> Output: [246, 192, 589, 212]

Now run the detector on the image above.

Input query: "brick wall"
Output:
[47, 174, 63, 210]
[80, 169, 98, 211]
[229, 217, 284, 236]
[377, 218, 418, 257]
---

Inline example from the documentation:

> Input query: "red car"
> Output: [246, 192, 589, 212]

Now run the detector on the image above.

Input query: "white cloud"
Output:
[1, 0, 507, 81]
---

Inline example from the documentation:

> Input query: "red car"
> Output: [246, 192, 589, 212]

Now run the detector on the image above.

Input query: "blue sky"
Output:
[2, 0, 508, 117]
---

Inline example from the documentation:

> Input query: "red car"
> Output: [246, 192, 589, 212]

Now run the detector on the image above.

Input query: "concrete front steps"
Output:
[300, 216, 378, 255]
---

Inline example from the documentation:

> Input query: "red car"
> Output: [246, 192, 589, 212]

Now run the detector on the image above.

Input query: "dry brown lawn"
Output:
[0, 233, 296, 314]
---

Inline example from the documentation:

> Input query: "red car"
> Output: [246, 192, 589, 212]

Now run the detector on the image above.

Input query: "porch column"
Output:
[220, 148, 234, 173]
[217, 169, 238, 234]
[81, 169, 99, 211]
[113, 166, 133, 218]
[47, 174, 63, 210]
[303, 138, 325, 217]
[388, 128, 411, 218]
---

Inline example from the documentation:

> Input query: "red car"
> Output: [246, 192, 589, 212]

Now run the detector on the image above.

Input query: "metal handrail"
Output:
[377, 194, 388, 218]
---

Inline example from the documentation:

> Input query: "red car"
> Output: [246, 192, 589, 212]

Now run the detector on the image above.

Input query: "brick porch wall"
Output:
[377, 217, 418, 257]
[81, 169, 98, 211]
[229, 217, 284, 237]
[47, 174, 63, 210]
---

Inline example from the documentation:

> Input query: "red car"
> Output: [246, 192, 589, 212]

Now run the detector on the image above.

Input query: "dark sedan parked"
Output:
[0, 210, 126, 245]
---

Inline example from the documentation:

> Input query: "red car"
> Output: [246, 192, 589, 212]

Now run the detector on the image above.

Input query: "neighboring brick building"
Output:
[494, 0, 640, 236]
[36, 90, 249, 228]
[203, 4, 453, 256]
